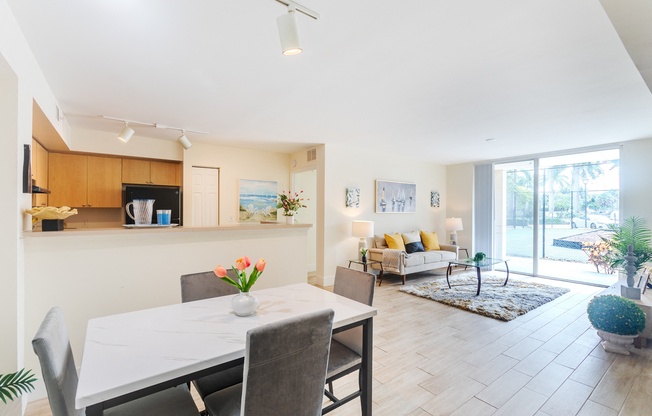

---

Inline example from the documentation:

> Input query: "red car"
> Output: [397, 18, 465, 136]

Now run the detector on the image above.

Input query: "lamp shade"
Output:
[445, 217, 463, 231]
[352, 220, 374, 238]
[277, 11, 302, 55]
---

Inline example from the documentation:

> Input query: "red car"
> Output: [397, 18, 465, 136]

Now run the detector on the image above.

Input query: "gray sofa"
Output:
[369, 235, 458, 284]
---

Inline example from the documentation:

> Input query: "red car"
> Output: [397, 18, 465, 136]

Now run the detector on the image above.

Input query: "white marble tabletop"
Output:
[75, 283, 377, 410]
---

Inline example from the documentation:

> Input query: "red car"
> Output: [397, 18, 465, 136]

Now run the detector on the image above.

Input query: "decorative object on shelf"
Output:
[430, 191, 440, 208]
[360, 248, 368, 263]
[346, 187, 360, 208]
[472, 252, 486, 262]
[0, 368, 36, 404]
[445, 217, 463, 245]
[26, 205, 78, 231]
[214, 256, 266, 316]
[352, 220, 374, 260]
[277, 190, 307, 218]
[239, 179, 278, 223]
[587, 294, 646, 355]
[375, 180, 416, 213]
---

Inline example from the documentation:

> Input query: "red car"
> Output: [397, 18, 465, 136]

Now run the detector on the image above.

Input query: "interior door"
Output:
[191, 166, 219, 227]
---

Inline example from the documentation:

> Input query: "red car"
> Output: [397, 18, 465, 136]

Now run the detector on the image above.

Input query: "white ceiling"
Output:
[8, 0, 652, 165]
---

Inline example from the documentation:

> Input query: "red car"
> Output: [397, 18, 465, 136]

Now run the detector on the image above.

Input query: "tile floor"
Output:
[25, 269, 652, 416]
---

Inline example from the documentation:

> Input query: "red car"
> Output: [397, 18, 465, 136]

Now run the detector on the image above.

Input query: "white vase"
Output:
[596, 330, 638, 355]
[285, 216, 294, 225]
[231, 292, 259, 317]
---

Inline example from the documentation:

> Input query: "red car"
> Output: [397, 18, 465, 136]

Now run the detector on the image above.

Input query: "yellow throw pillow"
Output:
[384, 233, 406, 251]
[420, 231, 441, 251]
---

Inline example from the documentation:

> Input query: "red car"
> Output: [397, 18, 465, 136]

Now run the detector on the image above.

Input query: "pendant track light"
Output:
[273, 0, 319, 56]
[178, 132, 192, 150]
[102, 115, 206, 150]
[278, 8, 302, 56]
[117, 123, 135, 143]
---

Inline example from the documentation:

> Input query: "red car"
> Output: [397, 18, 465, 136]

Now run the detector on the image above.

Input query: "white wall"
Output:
[181, 142, 291, 226]
[446, 163, 475, 252]
[320, 143, 448, 285]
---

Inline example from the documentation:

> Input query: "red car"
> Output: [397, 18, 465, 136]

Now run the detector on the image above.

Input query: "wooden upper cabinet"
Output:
[48, 153, 88, 207]
[150, 161, 180, 186]
[48, 153, 122, 208]
[121, 159, 151, 184]
[122, 158, 180, 186]
[87, 156, 122, 207]
[32, 139, 49, 207]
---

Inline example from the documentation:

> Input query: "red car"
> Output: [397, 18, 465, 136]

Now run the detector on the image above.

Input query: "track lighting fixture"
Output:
[278, 7, 302, 55]
[274, 0, 319, 56]
[117, 123, 135, 143]
[178, 132, 192, 150]
[102, 115, 206, 149]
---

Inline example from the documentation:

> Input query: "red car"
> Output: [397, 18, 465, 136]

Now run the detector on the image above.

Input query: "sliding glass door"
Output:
[494, 149, 620, 285]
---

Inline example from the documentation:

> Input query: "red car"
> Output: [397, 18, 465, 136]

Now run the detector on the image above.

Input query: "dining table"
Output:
[75, 283, 377, 416]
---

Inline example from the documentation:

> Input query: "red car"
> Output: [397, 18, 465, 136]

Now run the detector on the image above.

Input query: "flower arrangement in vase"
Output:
[587, 294, 646, 355]
[360, 248, 368, 263]
[277, 190, 307, 224]
[214, 256, 266, 316]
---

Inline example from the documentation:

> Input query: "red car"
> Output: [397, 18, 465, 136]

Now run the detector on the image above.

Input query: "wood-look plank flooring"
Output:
[25, 270, 652, 416]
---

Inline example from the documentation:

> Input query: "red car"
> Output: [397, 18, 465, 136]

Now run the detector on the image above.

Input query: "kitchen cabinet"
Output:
[48, 153, 122, 208]
[122, 158, 181, 186]
[31, 139, 49, 207]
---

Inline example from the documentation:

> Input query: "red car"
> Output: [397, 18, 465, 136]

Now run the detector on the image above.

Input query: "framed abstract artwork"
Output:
[238, 179, 278, 223]
[346, 187, 360, 208]
[431, 191, 440, 207]
[375, 180, 416, 213]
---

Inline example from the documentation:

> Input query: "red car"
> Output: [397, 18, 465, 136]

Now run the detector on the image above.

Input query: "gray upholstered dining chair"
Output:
[180, 270, 240, 303]
[203, 309, 335, 416]
[323, 266, 376, 413]
[32, 307, 199, 416]
[180, 270, 243, 399]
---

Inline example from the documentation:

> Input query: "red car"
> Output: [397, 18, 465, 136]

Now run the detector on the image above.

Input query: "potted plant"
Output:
[0, 368, 36, 405]
[602, 216, 652, 276]
[587, 294, 646, 355]
[277, 190, 307, 224]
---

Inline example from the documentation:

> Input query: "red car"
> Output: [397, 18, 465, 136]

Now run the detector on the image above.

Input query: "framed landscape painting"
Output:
[375, 180, 416, 213]
[239, 179, 278, 223]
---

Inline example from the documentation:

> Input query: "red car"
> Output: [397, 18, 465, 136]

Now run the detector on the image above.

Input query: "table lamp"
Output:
[352, 220, 374, 260]
[445, 217, 463, 246]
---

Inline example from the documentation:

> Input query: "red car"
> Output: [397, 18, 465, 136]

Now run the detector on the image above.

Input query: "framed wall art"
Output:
[431, 191, 440, 207]
[375, 180, 416, 213]
[238, 179, 278, 223]
[346, 187, 360, 208]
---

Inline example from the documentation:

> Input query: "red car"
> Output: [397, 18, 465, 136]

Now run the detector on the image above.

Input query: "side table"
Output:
[348, 259, 384, 285]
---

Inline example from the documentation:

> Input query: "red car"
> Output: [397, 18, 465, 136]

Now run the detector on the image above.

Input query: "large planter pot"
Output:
[597, 330, 638, 355]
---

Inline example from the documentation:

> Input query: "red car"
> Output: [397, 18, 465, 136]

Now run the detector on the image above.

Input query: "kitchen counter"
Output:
[22, 222, 312, 385]
[22, 222, 310, 237]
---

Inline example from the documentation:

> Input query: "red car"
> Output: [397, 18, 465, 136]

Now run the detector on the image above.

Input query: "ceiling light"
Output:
[178, 132, 192, 150]
[273, 1, 319, 56]
[117, 123, 135, 143]
[277, 7, 302, 56]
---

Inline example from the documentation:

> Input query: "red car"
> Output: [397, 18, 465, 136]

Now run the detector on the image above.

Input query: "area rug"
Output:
[399, 273, 570, 321]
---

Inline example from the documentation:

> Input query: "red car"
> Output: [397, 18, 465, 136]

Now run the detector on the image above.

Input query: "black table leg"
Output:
[476, 266, 482, 296]
[446, 263, 453, 288]
[503, 261, 510, 286]
[360, 317, 373, 416]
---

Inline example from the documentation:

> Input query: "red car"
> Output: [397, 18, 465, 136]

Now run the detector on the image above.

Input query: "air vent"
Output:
[307, 148, 317, 162]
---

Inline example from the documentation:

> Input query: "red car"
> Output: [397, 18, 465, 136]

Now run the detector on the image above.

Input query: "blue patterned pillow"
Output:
[402, 231, 425, 253]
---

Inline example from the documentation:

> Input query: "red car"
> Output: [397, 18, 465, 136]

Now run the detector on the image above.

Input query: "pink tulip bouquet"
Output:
[214, 256, 266, 292]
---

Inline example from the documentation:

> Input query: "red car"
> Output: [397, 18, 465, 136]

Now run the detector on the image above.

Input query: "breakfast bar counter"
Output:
[22, 222, 312, 392]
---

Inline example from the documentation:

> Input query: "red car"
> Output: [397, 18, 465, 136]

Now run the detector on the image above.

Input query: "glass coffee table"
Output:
[446, 258, 509, 296]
